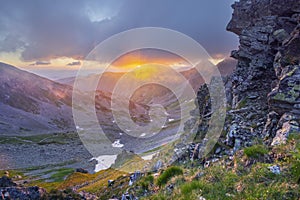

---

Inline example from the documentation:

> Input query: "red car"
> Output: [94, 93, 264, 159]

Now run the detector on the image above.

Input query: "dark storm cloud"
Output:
[0, 0, 237, 61]
[110, 0, 238, 57]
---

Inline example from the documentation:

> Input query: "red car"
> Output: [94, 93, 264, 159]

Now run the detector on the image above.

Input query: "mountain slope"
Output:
[0, 62, 74, 135]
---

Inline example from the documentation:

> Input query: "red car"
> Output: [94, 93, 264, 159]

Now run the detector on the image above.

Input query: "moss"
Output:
[292, 84, 300, 91]
[244, 145, 268, 158]
[288, 90, 300, 102]
[273, 93, 286, 101]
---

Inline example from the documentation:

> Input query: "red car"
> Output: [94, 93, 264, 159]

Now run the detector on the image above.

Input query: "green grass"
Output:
[27, 168, 74, 191]
[0, 170, 25, 178]
[288, 133, 300, 183]
[291, 161, 300, 183]
[180, 181, 204, 198]
[48, 168, 74, 182]
[147, 160, 299, 200]
[41, 188, 82, 200]
[244, 144, 268, 158]
[139, 130, 300, 200]
[138, 174, 154, 190]
[157, 166, 183, 187]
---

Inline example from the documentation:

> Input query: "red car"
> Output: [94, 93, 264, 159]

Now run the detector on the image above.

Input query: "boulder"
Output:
[0, 176, 16, 187]
[76, 168, 88, 174]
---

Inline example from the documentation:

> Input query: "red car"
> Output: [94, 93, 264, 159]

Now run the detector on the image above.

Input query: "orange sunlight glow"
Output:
[208, 57, 225, 65]
[132, 65, 159, 80]
[110, 49, 190, 72]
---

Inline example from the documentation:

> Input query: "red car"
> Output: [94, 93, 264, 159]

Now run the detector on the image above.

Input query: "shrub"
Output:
[156, 166, 183, 187]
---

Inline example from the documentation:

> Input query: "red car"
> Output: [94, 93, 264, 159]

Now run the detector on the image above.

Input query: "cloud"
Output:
[67, 61, 81, 66]
[110, 0, 238, 57]
[0, 0, 238, 62]
[0, 35, 26, 52]
[30, 61, 51, 66]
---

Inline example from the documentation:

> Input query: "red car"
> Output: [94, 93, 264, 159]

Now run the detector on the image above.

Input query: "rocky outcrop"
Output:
[168, 0, 300, 165]
[223, 0, 300, 149]
[267, 18, 300, 145]
[180, 0, 300, 160]
[0, 176, 16, 187]
[0, 176, 46, 200]
[0, 186, 46, 200]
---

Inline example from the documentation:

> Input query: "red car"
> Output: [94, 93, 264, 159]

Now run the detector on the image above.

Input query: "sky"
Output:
[0, 0, 238, 79]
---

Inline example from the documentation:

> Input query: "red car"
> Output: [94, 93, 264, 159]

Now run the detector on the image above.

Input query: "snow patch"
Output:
[76, 126, 84, 131]
[112, 140, 124, 148]
[92, 155, 117, 172]
[140, 133, 146, 137]
[141, 153, 156, 160]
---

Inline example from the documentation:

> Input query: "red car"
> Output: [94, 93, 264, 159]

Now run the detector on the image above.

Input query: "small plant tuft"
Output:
[156, 166, 183, 187]
[244, 145, 268, 158]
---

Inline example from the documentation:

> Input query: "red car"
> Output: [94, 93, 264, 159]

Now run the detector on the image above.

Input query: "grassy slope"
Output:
[143, 133, 300, 200]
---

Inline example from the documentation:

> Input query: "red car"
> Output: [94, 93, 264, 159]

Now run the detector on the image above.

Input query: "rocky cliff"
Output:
[225, 0, 300, 149]
[181, 0, 300, 159]
[162, 0, 300, 163]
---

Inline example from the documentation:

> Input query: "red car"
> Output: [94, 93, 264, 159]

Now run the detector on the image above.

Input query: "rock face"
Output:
[183, 0, 300, 160]
[225, 0, 300, 148]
